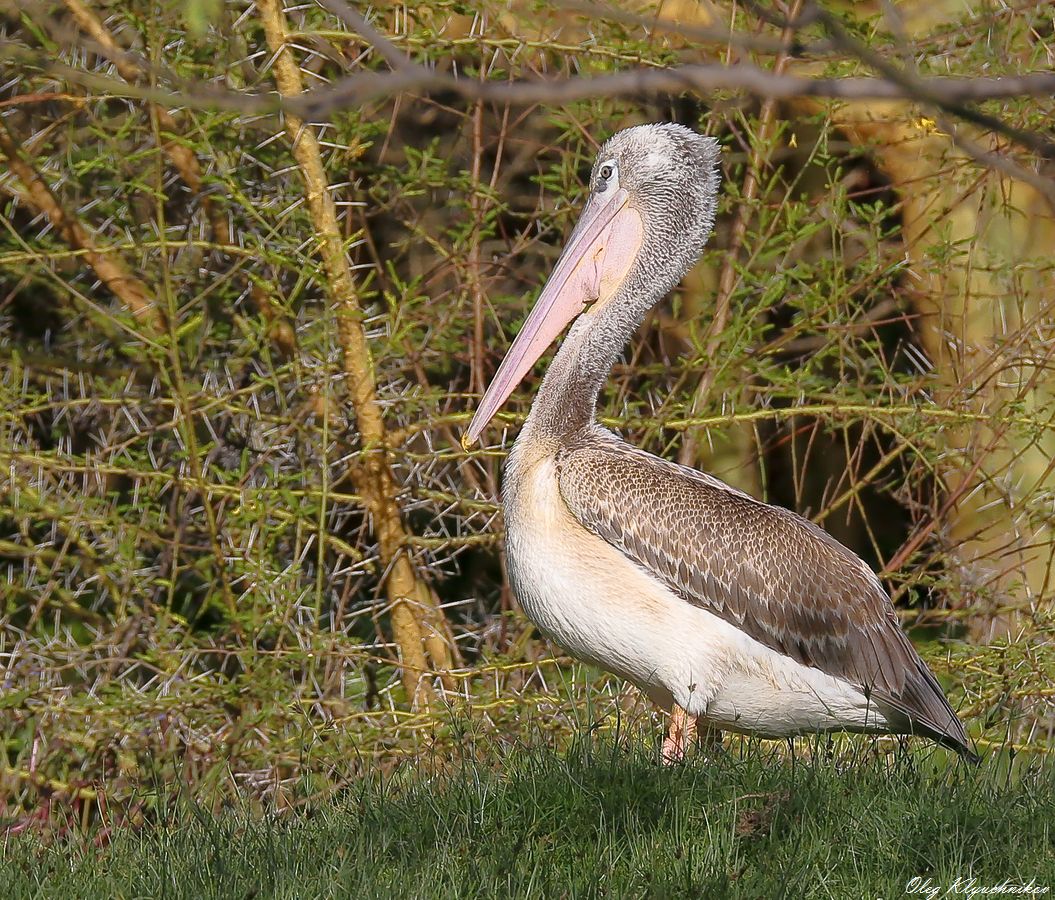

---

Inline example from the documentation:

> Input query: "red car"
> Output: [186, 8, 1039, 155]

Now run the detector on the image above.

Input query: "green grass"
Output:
[4, 737, 1054, 899]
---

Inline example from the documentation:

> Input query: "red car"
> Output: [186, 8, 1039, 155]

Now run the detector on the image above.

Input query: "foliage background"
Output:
[1, 0, 1053, 826]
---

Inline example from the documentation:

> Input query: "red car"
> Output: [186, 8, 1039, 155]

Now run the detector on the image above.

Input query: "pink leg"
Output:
[662, 705, 696, 764]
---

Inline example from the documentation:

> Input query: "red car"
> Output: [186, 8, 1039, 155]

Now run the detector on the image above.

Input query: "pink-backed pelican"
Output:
[463, 123, 974, 763]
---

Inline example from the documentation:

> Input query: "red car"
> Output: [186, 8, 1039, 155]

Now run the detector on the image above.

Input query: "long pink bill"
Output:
[462, 186, 643, 448]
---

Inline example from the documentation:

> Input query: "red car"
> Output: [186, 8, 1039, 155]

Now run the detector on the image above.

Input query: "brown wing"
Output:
[556, 432, 973, 758]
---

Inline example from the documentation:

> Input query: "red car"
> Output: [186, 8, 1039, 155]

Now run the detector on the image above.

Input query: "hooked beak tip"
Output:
[460, 431, 477, 452]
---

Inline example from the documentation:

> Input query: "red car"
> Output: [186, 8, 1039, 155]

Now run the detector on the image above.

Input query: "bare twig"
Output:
[300, 67, 1055, 142]
[4, 34, 1054, 139]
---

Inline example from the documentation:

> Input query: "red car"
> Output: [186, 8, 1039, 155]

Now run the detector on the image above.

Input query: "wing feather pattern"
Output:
[556, 432, 974, 759]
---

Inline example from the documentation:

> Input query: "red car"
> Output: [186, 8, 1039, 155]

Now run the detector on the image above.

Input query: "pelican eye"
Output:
[595, 161, 618, 193]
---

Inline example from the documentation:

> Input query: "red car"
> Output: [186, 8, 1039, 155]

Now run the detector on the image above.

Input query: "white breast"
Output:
[503, 445, 896, 739]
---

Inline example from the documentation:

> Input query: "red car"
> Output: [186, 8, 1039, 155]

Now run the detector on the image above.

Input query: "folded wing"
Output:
[556, 431, 973, 758]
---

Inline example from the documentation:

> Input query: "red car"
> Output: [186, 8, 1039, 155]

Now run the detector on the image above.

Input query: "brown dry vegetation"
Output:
[1, 0, 1053, 830]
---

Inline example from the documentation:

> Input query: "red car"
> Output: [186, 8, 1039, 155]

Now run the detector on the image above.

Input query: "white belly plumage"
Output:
[505, 453, 894, 739]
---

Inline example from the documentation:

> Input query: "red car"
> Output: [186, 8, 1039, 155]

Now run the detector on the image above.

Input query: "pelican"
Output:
[463, 123, 975, 762]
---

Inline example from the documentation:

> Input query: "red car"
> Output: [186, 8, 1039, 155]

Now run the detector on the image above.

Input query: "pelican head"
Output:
[464, 123, 721, 447]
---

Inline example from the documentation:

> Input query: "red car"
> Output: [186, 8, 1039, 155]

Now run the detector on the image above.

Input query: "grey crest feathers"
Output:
[594, 123, 722, 301]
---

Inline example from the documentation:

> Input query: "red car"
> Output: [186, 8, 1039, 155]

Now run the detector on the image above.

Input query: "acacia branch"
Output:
[61, 0, 222, 232]
[0, 121, 166, 333]
[59, 0, 297, 355]
[257, 0, 452, 705]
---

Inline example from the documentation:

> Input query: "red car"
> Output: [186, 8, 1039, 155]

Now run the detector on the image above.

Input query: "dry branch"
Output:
[5, 35, 1054, 128]
[298, 70, 1055, 152]
[22, 0, 1052, 160]
[0, 120, 166, 333]
[257, 0, 452, 705]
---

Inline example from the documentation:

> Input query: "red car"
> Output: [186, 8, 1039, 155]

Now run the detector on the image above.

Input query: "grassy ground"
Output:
[4, 735, 1053, 900]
